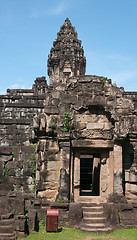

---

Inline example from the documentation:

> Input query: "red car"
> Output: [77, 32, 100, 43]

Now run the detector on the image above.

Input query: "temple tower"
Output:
[48, 18, 86, 85]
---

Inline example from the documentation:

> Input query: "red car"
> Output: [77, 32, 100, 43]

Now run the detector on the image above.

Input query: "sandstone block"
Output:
[87, 122, 104, 129]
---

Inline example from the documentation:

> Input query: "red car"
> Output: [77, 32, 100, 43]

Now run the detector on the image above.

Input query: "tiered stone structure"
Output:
[48, 18, 86, 84]
[0, 18, 137, 236]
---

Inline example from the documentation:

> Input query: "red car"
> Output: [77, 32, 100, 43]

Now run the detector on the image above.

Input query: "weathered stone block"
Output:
[87, 122, 104, 129]
[47, 161, 60, 171]
[119, 210, 137, 226]
[69, 203, 82, 227]
[103, 203, 119, 226]
[38, 189, 58, 199]
[28, 210, 39, 233]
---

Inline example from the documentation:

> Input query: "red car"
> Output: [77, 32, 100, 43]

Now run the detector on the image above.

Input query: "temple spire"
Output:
[48, 18, 86, 85]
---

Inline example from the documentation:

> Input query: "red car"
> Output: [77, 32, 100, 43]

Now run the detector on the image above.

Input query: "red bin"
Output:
[46, 209, 59, 232]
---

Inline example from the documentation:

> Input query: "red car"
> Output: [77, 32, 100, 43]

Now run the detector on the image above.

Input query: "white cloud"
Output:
[0, 81, 32, 96]
[30, 1, 66, 18]
[47, 1, 65, 16]
[10, 83, 20, 89]
[10, 83, 32, 89]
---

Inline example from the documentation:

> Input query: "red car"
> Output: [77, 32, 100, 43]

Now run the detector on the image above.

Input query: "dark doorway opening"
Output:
[80, 155, 100, 196]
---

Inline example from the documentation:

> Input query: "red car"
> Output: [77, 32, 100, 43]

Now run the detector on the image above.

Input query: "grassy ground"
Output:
[18, 225, 137, 240]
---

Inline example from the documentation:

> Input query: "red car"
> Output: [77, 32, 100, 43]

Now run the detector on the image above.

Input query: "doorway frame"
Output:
[71, 140, 114, 202]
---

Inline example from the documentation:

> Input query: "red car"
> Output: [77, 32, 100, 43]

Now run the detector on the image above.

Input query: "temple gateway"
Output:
[0, 18, 137, 236]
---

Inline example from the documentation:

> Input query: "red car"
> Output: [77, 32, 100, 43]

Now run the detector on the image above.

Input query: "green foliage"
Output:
[62, 112, 72, 132]
[26, 207, 30, 212]
[12, 146, 18, 158]
[39, 211, 46, 226]
[19, 212, 23, 215]
[29, 155, 36, 160]
[49, 122, 56, 131]
[101, 77, 107, 87]
[31, 145, 37, 154]
[56, 199, 64, 203]
[4, 163, 10, 176]
[29, 161, 36, 180]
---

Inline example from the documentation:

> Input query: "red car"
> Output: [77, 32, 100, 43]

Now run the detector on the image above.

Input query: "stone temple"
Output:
[0, 18, 137, 237]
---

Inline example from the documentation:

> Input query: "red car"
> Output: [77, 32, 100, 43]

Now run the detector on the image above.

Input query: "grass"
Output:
[18, 225, 137, 240]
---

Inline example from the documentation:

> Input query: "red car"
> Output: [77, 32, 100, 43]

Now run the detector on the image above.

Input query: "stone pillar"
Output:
[109, 150, 114, 194]
[100, 151, 109, 198]
[92, 157, 100, 196]
[113, 144, 123, 194]
[73, 151, 80, 202]
[56, 135, 70, 202]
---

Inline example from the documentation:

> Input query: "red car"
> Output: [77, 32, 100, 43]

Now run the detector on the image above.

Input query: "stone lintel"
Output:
[72, 139, 114, 148]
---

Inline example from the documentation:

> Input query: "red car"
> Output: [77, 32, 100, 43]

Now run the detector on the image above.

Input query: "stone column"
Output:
[100, 151, 109, 198]
[57, 134, 70, 202]
[92, 157, 100, 195]
[109, 150, 114, 194]
[73, 151, 80, 202]
[113, 144, 123, 194]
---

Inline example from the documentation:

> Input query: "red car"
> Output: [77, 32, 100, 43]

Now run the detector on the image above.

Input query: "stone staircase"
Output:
[0, 219, 17, 240]
[79, 197, 113, 233]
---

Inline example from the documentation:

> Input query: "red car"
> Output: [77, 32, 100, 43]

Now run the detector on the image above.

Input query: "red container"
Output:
[46, 209, 59, 232]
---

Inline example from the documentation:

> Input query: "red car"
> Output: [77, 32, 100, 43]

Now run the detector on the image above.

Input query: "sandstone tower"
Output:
[48, 18, 86, 84]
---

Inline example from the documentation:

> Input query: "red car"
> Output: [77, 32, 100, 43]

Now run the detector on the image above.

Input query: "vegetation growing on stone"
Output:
[4, 163, 10, 176]
[49, 122, 56, 131]
[62, 112, 72, 132]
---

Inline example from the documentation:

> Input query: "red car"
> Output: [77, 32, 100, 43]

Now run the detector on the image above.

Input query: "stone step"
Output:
[81, 223, 106, 228]
[0, 226, 14, 233]
[83, 217, 106, 223]
[0, 233, 16, 240]
[80, 201, 111, 234]
[80, 226, 112, 234]
[82, 206, 103, 212]
[79, 196, 106, 203]
[83, 212, 104, 218]
[81, 202, 103, 207]
[0, 219, 15, 225]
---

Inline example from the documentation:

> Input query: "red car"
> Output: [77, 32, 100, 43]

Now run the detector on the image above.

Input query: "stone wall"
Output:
[0, 78, 47, 196]
[1, 74, 137, 202]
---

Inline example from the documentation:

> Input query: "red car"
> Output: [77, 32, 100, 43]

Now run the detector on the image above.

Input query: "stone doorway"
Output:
[80, 154, 100, 196]
[72, 144, 114, 202]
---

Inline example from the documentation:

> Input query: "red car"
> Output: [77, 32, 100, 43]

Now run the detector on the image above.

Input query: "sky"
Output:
[0, 0, 137, 94]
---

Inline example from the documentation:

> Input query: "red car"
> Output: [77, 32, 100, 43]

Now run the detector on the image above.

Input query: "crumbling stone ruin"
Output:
[1, 18, 137, 237]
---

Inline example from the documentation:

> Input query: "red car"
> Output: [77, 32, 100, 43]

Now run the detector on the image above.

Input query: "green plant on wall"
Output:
[90, 184, 93, 191]
[55, 199, 64, 203]
[29, 161, 36, 180]
[4, 163, 10, 176]
[12, 146, 17, 158]
[49, 122, 56, 131]
[101, 77, 106, 87]
[62, 112, 72, 132]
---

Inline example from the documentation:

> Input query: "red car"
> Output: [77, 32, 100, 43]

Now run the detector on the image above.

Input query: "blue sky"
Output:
[0, 0, 137, 94]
